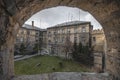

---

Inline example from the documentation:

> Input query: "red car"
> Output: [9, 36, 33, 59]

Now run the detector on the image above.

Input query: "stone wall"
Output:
[0, 0, 120, 80]
[94, 52, 105, 73]
[12, 72, 110, 80]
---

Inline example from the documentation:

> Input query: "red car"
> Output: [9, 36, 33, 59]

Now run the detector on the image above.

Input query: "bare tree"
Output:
[64, 33, 73, 59]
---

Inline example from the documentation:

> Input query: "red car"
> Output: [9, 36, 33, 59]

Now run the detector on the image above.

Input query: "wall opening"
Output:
[1, 1, 119, 80]
[14, 6, 106, 75]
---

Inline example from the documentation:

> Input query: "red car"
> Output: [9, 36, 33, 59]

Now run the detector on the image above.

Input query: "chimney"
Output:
[32, 21, 34, 27]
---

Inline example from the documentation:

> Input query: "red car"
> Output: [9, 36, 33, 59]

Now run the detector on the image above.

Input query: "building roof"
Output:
[22, 24, 42, 31]
[40, 29, 47, 31]
[48, 21, 91, 29]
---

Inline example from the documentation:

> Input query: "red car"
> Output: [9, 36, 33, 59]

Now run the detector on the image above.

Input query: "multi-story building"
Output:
[47, 21, 93, 57]
[15, 22, 43, 54]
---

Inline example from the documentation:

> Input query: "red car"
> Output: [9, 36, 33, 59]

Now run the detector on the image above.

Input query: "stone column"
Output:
[105, 26, 120, 80]
[0, 0, 19, 79]
[0, 15, 19, 80]
[0, 38, 15, 80]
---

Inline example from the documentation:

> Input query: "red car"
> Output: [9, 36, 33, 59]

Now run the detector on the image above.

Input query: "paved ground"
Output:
[14, 54, 39, 61]
[12, 72, 110, 80]
[14, 49, 49, 61]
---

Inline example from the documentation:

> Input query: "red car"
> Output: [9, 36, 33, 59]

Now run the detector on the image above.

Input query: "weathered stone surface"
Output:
[12, 72, 110, 80]
[0, 0, 120, 80]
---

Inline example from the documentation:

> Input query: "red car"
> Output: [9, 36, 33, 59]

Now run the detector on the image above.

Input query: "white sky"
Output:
[25, 6, 102, 29]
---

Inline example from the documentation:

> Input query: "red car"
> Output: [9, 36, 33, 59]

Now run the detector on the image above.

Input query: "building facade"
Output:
[47, 21, 93, 57]
[15, 24, 42, 54]
[92, 29, 106, 72]
[92, 29, 106, 52]
[40, 29, 47, 48]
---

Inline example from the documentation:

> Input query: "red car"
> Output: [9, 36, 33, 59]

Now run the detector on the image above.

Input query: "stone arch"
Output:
[0, 0, 120, 80]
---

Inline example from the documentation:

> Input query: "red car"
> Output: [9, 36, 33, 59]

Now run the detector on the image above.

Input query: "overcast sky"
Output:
[25, 6, 102, 29]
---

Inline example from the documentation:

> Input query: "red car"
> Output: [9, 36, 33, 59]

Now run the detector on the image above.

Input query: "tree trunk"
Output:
[0, 14, 18, 80]
[0, 36, 15, 80]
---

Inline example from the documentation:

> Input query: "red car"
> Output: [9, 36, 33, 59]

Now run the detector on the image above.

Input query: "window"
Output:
[74, 27, 77, 33]
[36, 32, 38, 35]
[59, 29, 61, 33]
[62, 29, 64, 33]
[74, 36, 77, 42]
[82, 27, 86, 32]
[48, 40, 51, 45]
[54, 32, 56, 35]
[47, 32, 51, 35]
[55, 39, 57, 43]
[27, 31, 30, 35]
[93, 37, 96, 42]
[62, 37, 64, 42]
[48, 40, 51, 42]
[48, 32, 51, 37]
[20, 38, 23, 42]
[16, 38, 20, 42]
[36, 40, 38, 42]
[68, 29, 70, 33]
[21, 31, 24, 34]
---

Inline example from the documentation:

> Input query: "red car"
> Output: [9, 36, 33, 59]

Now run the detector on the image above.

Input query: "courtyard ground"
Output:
[15, 55, 90, 75]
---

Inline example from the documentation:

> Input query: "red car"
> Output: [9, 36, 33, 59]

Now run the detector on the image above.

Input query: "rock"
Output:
[35, 63, 41, 67]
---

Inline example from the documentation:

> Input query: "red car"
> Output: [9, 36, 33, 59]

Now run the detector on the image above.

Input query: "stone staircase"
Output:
[12, 72, 110, 80]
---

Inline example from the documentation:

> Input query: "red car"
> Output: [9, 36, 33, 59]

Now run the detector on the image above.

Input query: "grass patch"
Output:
[15, 55, 90, 75]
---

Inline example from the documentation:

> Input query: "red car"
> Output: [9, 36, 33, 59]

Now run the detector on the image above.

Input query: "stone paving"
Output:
[12, 72, 110, 80]
[14, 54, 39, 61]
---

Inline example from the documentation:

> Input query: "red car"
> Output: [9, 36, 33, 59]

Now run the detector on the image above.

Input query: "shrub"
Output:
[19, 43, 26, 55]
[71, 41, 93, 66]
[52, 67, 56, 71]
[59, 62, 63, 68]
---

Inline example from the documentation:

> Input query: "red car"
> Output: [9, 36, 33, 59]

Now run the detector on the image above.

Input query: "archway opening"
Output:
[0, 1, 120, 80]
[14, 6, 106, 75]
